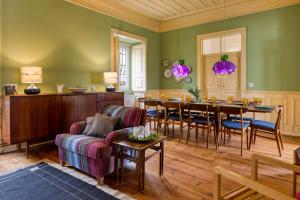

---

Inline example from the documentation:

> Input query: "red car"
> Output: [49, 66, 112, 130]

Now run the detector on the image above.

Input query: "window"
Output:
[119, 45, 130, 91]
[203, 33, 241, 55]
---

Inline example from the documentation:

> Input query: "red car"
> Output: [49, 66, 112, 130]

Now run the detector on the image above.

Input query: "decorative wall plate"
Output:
[173, 60, 179, 66]
[163, 69, 172, 79]
[172, 76, 182, 83]
[162, 59, 170, 67]
[185, 77, 192, 84]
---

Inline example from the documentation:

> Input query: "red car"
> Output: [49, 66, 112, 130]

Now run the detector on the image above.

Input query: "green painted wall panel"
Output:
[0, 0, 160, 93]
[159, 4, 300, 91]
[1, 1, 300, 93]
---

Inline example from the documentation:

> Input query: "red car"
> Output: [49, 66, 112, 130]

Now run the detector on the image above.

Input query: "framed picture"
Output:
[185, 77, 192, 84]
[162, 59, 170, 67]
[163, 69, 172, 79]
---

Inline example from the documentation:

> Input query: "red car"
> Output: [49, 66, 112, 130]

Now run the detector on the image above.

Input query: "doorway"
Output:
[111, 29, 147, 93]
[197, 28, 246, 100]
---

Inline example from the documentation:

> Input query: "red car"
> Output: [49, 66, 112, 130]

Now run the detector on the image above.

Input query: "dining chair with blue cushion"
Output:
[187, 103, 217, 148]
[145, 99, 162, 132]
[220, 106, 250, 156]
[163, 101, 188, 142]
[249, 106, 283, 156]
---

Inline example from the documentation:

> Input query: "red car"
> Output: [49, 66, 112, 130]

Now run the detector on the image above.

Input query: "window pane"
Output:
[222, 34, 241, 52]
[203, 37, 220, 55]
[119, 46, 130, 90]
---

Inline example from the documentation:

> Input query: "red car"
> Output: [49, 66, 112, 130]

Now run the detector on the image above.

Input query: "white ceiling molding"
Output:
[66, 0, 300, 33]
[65, 0, 160, 32]
[160, 0, 300, 32]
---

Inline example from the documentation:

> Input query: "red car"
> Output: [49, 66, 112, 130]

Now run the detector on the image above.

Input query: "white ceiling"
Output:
[67, 0, 300, 32]
[111, 0, 238, 21]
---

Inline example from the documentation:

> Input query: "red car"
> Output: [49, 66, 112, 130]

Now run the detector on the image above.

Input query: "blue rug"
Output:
[0, 162, 130, 200]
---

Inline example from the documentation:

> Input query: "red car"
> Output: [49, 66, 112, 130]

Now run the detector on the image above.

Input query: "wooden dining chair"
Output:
[163, 101, 188, 142]
[145, 99, 162, 132]
[137, 97, 146, 109]
[220, 106, 250, 156]
[249, 106, 283, 156]
[187, 103, 217, 148]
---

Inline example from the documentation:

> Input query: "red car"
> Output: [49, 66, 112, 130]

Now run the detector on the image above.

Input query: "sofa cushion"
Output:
[83, 116, 95, 134]
[55, 134, 110, 159]
[86, 114, 119, 137]
[100, 104, 146, 128]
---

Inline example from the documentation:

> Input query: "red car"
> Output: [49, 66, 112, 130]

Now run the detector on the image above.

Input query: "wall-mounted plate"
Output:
[163, 69, 172, 79]
[162, 59, 170, 67]
[185, 77, 192, 84]
[173, 76, 182, 83]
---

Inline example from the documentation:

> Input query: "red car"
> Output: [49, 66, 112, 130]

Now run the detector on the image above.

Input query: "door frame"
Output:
[111, 28, 147, 91]
[111, 28, 147, 71]
[196, 27, 247, 97]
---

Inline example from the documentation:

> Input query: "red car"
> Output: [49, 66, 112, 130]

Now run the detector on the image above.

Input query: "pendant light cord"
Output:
[223, 0, 227, 53]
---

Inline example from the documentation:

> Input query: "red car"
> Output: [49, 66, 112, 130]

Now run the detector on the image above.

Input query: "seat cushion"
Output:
[251, 120, 275, 130]
[229, 115, 254, 122]
[192, 116, 215, 125]
[55, 134, 109, 160]
[147, 110, 162, 117]
[167, 113, 188, 121]
[222, 120, 250, 129]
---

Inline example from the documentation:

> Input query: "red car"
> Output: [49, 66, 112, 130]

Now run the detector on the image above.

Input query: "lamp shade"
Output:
[21, 66, 43, 83]
[104, 72, 118, 84]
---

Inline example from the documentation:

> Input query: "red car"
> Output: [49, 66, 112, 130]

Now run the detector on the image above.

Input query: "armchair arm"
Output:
[251, 153, 300, 180]
[105, 127, 132, 145]
[70, 121, 87, 134]
[213, 166, 294, 200]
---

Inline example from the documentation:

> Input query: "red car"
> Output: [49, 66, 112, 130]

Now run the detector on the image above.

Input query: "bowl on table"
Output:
[68, 88, 87, 94]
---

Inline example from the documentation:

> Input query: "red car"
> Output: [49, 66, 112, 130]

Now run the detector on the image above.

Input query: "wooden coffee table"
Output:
[113, 135, 167, 192]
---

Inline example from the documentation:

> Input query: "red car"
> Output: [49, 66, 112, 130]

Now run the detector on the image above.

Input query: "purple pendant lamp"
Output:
[171, 59, 191, 79]
[212, 54, 237, 77]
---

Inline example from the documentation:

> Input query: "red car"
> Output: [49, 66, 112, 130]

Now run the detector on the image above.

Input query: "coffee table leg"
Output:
[141, 150, 145, 192]
[160, 141, 164, 176]
[121, 146, 124, 184]
[114, 144, 119, 185]
[137, 150, 141, 191]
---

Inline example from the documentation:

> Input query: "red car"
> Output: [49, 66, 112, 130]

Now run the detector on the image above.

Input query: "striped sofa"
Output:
[55, 105, 146, 184]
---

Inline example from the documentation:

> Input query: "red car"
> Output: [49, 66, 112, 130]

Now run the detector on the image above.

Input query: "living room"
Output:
[1, 0, 300, 199]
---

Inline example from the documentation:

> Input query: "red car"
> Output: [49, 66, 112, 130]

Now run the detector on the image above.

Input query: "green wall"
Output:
[0, 0, 160, 93]
[160, 4, 300, 91]
[1, 1, 300, 93]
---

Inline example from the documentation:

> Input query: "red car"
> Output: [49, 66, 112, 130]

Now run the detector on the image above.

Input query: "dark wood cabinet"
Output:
[1, 92, 124, 145]
[61, 94, 97, 132]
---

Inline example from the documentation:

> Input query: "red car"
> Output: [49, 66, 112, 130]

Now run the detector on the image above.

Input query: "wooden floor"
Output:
[0, 127, 299, 200]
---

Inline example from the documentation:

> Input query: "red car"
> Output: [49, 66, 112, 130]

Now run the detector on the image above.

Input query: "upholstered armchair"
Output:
[55, 105, 146, 185]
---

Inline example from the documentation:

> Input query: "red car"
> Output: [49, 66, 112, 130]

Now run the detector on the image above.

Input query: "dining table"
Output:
[141, 98, 275, 139]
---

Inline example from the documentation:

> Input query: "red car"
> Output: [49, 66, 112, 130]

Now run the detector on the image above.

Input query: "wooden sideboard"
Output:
[1, 92, 124, 146]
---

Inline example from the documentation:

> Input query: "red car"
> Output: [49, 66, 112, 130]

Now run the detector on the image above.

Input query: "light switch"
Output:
[248, 82, 254, 88]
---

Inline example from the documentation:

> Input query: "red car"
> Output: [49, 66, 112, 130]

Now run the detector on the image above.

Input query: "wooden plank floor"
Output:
[0, 127, 299, 200]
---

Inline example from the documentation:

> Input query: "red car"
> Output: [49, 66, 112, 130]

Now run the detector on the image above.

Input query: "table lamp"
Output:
[21, 66, 42, 95]
[104, 72, 117, 92]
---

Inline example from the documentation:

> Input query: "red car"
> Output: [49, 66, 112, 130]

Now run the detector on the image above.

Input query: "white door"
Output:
[221, 52, 241, 100]
[131, 44, 146, 92]
[203, 52, 240, 99]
